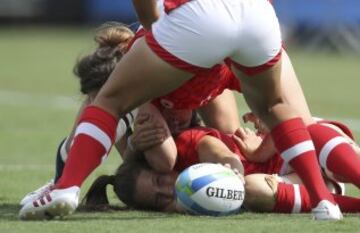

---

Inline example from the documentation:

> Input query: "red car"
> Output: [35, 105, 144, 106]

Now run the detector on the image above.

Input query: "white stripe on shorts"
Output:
[75, 122, 112, 152]
[319, 136, 348, 170]
[281, 141, 315, 163]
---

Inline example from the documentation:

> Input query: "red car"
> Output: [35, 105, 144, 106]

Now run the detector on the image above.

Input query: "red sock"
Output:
[273, 182, 311, 213]
[308, 123, 360, 188]
[274, 182, 360, 213]
[271, 118, 335, 207]
[333, 194, 360, 213]
[56, 106, 117, 188]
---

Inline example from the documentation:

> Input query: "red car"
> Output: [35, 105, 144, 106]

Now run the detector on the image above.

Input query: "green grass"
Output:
[0, 27, 360, 232]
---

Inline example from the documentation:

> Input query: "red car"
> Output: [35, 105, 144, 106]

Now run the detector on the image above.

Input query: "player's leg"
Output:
[18, 97, 91, 208]
[19, 96, 138, 209]
[229, 0, 340, 219]
[54, 37, 192, 190]
[308, 122, 360, 188]
[244, 173, 360, 213]
[198, 90, 241, 134]
[279, 51, 314, 125]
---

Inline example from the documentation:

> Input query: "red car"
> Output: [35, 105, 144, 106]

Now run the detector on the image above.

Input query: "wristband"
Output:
[127, 136, 135, 152]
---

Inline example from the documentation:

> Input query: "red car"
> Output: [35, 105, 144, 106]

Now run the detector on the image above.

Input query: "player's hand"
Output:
[232, 127, 263, 161]
[242, 112, 268, 135]
[129, 113, 167, 151]
[222, 163, 245, 184]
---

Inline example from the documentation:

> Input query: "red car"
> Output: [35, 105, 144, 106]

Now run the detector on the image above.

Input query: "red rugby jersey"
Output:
[174, 127, 284, 175]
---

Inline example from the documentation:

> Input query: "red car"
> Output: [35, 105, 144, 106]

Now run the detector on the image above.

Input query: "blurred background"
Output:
[0, 0, 360, 221]
[1, 0, 360, 52]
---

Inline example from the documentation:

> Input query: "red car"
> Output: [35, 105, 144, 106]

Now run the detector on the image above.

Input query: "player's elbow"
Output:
[144, 146, 177, 173]
[153, 158, 176, 173]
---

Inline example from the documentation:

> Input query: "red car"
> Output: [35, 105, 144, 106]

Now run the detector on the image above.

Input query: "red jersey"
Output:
[152, 64, 240, 110]
[163, 0, 190, 13]
[174, 127, 284, 175]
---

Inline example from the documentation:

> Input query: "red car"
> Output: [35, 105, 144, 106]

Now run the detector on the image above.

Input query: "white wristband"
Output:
[127, 136, 135, 152]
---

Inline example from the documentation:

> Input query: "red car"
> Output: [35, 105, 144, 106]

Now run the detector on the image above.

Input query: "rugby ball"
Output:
[175, 163, 245, 216]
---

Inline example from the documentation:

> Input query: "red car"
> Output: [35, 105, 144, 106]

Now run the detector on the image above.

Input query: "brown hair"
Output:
[73, 22, 134, 95]
[82, 161, 147, 211]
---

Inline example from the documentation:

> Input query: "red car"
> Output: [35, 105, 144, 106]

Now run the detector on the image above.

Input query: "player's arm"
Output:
[124, 108, 175, 172]
[196, 135, 244, 175]
[132, 0, 160, 30]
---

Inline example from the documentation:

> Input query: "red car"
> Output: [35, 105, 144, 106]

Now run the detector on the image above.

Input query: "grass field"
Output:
[0, 26, 360, 232]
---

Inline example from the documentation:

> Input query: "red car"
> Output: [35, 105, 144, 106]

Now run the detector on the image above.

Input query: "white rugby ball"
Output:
[175, 163, 245, 216]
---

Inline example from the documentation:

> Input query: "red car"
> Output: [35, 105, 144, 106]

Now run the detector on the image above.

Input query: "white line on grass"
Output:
[0, 164, 53, 171]
[1, 90, 360, 132]
[0, 164, 116, 171]
[0, 90, 80, 110]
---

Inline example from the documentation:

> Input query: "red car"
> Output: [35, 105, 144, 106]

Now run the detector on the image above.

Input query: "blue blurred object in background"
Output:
[84, 0, 137, 24]
[273, 0, 360, 53]
[0, 0, 359, 52]
[274, 0, 360, 26]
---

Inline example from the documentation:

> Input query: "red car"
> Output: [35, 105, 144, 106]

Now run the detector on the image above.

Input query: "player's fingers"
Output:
[136, 123, 164, 133]
[244, 127, 253, 135]
[234, 127, 247, 139]
[140, 129, 167, 139]
[232, 135, 246, 149]
[139, 139, 164, 149]
[237, 173, 245, 184]
[242, 112, 256, 123]
[135, 134, 166, 149]
[135, 113, 150, 125]
[232, 168, 240, 174]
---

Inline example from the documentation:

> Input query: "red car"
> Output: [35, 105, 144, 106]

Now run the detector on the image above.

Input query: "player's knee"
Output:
[243, 174, 277, 212]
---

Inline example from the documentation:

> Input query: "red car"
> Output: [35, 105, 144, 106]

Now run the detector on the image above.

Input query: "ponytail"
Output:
[73, 22, 134, 95]
[81, 162, 149, 211]
[81, 175, 119, 211]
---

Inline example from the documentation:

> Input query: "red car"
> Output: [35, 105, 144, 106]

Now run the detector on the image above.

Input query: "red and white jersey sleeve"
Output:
[174, 127, 241, 172]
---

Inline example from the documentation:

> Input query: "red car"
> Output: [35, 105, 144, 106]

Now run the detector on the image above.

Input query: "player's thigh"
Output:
[228, 0, 291, 127]
[94, 37, 192, 118]
[198, 90, 240, 133]
[280, 51, 313, 125]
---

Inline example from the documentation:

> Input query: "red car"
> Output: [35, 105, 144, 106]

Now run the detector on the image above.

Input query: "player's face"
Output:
[134, 169, 179, 212]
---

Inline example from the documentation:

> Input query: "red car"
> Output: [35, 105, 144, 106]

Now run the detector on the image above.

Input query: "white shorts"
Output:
[147, 0, 282, 75]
